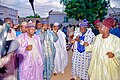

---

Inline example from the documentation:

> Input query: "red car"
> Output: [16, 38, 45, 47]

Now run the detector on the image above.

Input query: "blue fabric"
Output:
[16, 31, 22, 37]
[110, 27, 120, 38]
[77, 35, 85, 53]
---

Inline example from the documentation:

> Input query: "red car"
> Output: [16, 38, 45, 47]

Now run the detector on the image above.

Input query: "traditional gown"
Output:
[72, 30, 95, 80]
[110, 27, 120, 38]
[86, 34, 120, 80]
[54, 30, 68, 73]
[0, 28, 17, 80]
[36, 29, 58, 80]
[16, 33, 43, 80]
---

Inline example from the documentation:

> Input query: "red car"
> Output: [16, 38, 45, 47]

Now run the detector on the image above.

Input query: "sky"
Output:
[0, 0, 120, 18]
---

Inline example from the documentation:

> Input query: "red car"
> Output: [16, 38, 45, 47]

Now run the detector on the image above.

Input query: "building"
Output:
[49, 8, 120, 26]
[0, 5, 18, 24]
[18, 18, 42, 24]
[48, 10, 79, 26]
[107, 8, 120, 22]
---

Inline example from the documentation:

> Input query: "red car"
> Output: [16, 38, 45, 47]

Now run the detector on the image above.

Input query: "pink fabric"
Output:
[0, 53, 17, 80]
[16, 33, 43, 80]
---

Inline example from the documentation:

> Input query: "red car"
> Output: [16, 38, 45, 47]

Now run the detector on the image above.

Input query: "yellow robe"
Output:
[86, 34, 120, 80]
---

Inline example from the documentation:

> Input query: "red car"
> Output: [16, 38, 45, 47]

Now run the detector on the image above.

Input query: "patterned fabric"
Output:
[36, 30, 58, 80]
[72, 51, 91, 79]
[72, 30, 95, 80]
[77, 36, 85, 53]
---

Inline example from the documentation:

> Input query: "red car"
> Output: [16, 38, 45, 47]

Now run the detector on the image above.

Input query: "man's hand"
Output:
[8, 29, 11, 33]
[83, 42, 89, 46]
[71, 40, 75, 44]
[106, 52, 115, 58]
[75, 36, 80, 42]
[41, 27, 45, 33]
[0, 66, 7, 74]
[25, 45, 32, 51]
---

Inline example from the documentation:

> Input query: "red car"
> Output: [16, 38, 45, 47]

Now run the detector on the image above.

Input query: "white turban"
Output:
[54, 22, 59, 26]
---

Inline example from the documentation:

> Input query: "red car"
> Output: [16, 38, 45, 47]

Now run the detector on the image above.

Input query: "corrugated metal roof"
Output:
[49, 10, 66, 15]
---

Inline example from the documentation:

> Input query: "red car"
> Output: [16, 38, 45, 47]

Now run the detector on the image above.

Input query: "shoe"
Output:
[70, 78, 75, 80]
[54, 73, 57, 76]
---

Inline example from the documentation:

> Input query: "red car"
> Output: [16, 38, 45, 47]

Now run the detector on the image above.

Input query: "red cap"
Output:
[102, 17, 114, 29]
[94, 20, 100, 25]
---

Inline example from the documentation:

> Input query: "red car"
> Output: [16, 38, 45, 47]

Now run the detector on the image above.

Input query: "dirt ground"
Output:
[51, 50, 79, 80]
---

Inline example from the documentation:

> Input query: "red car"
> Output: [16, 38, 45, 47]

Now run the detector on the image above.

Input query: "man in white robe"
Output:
[53, 22, 68, 75]
[86, 17, 120, 80]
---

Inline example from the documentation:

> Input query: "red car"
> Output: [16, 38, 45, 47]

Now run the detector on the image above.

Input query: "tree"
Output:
[26, 14, 41, 18]
[60, 0, 70, 5]
[61, 0, 109, 24]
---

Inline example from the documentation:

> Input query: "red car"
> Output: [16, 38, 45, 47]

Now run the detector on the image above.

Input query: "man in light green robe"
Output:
[86, 17, 120, 80]
[36, 21, 58, 80]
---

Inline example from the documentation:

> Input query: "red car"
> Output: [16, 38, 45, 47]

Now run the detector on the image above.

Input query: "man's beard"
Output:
[44, 29, 47, 31]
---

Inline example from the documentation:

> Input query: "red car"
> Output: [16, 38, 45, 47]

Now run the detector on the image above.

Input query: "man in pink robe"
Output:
[16, 22, 43, 80]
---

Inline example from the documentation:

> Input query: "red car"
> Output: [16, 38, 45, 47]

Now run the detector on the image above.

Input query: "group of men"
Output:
[0, 17, 68, 80]
[0, 16, 120, 80]
[70, 17, 120, 80]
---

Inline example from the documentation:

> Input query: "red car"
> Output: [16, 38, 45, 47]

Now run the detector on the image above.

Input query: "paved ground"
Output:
[51, 51, 79, 80]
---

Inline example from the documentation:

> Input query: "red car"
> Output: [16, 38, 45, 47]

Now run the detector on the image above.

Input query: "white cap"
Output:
[28, 20, 33, 23]
[21, 22, 27, 26]
[54, 22, 59, 26]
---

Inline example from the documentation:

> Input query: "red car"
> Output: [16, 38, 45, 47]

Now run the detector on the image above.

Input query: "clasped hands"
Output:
[25, 45, 32, 51]
[106, 52, 115, 58]
[71, 36, 89, 46]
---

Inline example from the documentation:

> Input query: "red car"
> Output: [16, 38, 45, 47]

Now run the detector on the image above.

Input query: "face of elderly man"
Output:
[80, 26, 87, 33]
[6, 20, 13, 28]
[21, 25, 27, 33]
[36, 22, 42, 29]
[95, 22, 101, 29]
[54, 25, 59, 31]
[98, 24, 107, 34]
[42, 24, 48, 31]
[21, 22, 27, 33]
[27, 27, 35, 36]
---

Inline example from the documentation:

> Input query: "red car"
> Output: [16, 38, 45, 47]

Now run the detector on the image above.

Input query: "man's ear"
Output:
[26, 28, 29, 32]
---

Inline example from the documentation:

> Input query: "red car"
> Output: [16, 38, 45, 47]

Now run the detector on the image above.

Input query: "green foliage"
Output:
[61, 0, 109, 24]
[26, 14, 41, 18]
[60, 0, 70, 5]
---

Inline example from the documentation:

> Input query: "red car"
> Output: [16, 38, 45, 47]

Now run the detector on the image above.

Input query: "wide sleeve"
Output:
[15, 35, 29, 55]
[85, 44, 94, 52]
[37, 36, 44, 62]
[35, 30, 45, 43]
[12, 29, 16, 38]
[85, 36, 96, 52]
[81, 31, 95, 45]
[0, 54, 11, 68]
[86, 32, 95, 44]
[113, 37, 120, 59]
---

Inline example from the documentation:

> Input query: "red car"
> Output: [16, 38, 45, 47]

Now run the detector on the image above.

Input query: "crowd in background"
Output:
[0, 17, 120, 80]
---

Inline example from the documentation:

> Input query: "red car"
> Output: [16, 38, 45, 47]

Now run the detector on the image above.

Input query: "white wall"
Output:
[49, 14, 67, 24]
[0, 5, 18, 24]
